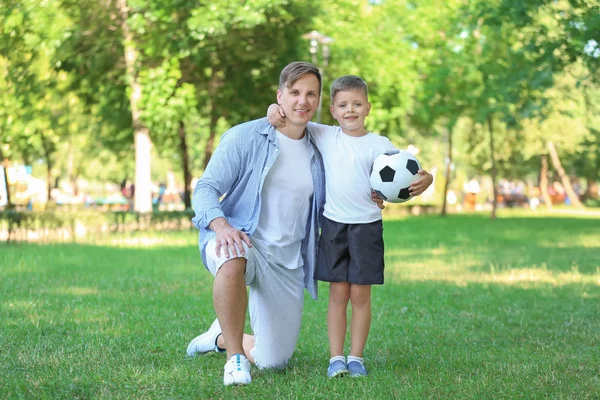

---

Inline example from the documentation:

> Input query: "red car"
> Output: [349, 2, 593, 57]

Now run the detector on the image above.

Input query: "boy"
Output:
[267, 75, 433, 377]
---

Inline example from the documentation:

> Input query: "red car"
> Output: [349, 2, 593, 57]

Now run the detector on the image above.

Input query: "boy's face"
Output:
[329, 89, 371, 136]
[277, 74, 320, 129]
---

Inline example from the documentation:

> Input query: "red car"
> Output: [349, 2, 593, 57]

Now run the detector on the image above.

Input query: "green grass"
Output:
[1, 212, 599, 399]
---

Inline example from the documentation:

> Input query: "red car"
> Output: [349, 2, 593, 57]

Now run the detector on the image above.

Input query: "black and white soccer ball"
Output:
[370, 149, 421, 203]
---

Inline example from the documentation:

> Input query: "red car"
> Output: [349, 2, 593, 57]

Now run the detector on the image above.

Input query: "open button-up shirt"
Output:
[192, 118, 326, 299]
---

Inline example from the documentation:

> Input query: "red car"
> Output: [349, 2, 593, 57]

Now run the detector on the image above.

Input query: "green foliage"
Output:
[50, 0, 318, 181]
[312, 0, 423, 139]
[1, 0, 598, 195]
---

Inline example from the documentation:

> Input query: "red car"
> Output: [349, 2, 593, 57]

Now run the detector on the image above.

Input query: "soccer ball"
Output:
[370, 149, 421, 203]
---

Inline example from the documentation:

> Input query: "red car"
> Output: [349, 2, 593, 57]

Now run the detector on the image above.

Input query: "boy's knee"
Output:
[331, 298, 350, 310]
[330, 284, 350, 303]
[350, 292, 371, 308]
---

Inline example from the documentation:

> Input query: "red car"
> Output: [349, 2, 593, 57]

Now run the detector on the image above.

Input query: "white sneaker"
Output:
[186, 318, 224, 357]
[223, 354, 252, 386]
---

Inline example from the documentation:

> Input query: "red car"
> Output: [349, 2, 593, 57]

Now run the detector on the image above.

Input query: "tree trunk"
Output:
[202, 70, 223, 170]
[487, 116, 498, 220]
[72, 169, 80, 197]
[203, 101, 219, 170]
[547, 141, 584, 209]
[581, 175, 596, 201]
[67, 139, 79, 196]
[0, 149, 12, 209]
[117, 0, 152, 214]
[39, 130, 54, 204]
[178, 120, 192, 209]
[441, 125, 453, 217]
[580, 84, 598, 202]
[540, 154, 552, 210]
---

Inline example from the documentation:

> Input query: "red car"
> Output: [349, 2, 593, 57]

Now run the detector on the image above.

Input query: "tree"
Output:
[407, 0, 476, 215]
[57, 0, 318, 209]
[0, 0, 74, 203]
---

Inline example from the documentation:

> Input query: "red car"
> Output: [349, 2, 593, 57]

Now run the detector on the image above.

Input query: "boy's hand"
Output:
[267, 104, 286, 128]
[410, 169, 433, 196]
[371, 190, 386, 210]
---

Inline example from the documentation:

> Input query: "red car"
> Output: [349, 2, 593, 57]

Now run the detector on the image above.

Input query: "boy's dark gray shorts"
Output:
[315, 217, 385, 285]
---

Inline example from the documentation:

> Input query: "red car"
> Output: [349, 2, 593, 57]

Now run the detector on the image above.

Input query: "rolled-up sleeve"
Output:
[192, 128, 242, 229]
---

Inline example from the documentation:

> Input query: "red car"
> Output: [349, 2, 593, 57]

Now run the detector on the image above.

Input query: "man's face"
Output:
[277, 74, 320, 128]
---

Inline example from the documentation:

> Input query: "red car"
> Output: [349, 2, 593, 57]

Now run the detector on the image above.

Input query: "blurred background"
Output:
[1, 0, 598, 226]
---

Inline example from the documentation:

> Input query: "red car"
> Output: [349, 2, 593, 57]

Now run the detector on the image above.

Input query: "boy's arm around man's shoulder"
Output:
[266, 103, 335, 140]
[306, 121, 338, 147]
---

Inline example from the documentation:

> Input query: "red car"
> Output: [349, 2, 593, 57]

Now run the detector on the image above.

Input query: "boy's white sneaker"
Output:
[223, 354, 252, 386]
[186, 318, 224, 356]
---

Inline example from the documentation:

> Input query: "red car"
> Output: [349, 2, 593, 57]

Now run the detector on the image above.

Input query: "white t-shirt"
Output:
[253, 130, 314, 269]
[308, 122, 395, 224]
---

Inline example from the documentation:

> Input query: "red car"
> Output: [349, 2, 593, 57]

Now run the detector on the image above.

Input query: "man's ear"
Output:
[277, 89, 282, 105]
[366, 102, 372, 116]
[329, 104, 335, 117]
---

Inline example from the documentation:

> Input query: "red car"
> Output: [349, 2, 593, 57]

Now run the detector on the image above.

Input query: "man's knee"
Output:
[253, 348, 293, 370]
[216, 258, 247, 280]
[252, 325, 301, 369]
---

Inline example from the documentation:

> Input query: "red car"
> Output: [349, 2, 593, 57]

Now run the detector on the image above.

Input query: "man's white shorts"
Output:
[204, 237, 305, 369]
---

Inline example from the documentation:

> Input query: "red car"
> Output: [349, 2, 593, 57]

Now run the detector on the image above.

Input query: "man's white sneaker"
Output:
[223, 354, 252, 386]
[186, 318, 224, 357]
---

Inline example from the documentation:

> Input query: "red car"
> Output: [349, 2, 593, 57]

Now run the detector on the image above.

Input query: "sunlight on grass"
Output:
[494, 208, 600, 219]
[387, 262, 600, 287]
[54, 286, 100, 296]
[100, 235, 196, 248]
[72, 231, 199, 248]
[483, 267, 599, 286]
[6, 300, 38, 310]
[538, 233, 600, 248]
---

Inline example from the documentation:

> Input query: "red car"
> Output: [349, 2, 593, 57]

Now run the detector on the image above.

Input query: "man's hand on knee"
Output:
[210, 218, 252, 258]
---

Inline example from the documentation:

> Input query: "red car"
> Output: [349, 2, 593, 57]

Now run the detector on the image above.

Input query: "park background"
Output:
[1, 0, 599, 399]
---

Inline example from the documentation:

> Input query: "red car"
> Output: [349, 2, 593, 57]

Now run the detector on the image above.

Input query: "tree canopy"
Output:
[1, 0, 598, 211]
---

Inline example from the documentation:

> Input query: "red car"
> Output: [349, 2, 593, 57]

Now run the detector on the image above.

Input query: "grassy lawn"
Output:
[1, 212, 599, 399]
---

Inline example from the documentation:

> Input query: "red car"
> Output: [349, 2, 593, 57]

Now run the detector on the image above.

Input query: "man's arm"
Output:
[192, 128, 251, 257]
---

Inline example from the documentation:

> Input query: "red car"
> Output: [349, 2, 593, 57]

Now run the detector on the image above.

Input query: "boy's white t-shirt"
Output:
[308, 122, 395, 224]
[252, 130, 314, 269]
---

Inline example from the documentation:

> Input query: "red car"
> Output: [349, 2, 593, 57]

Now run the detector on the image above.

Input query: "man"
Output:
[186, 61, 326, 386]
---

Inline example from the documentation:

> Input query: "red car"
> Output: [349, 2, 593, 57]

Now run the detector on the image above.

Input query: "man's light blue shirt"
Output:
[192, 118, 326, 299]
